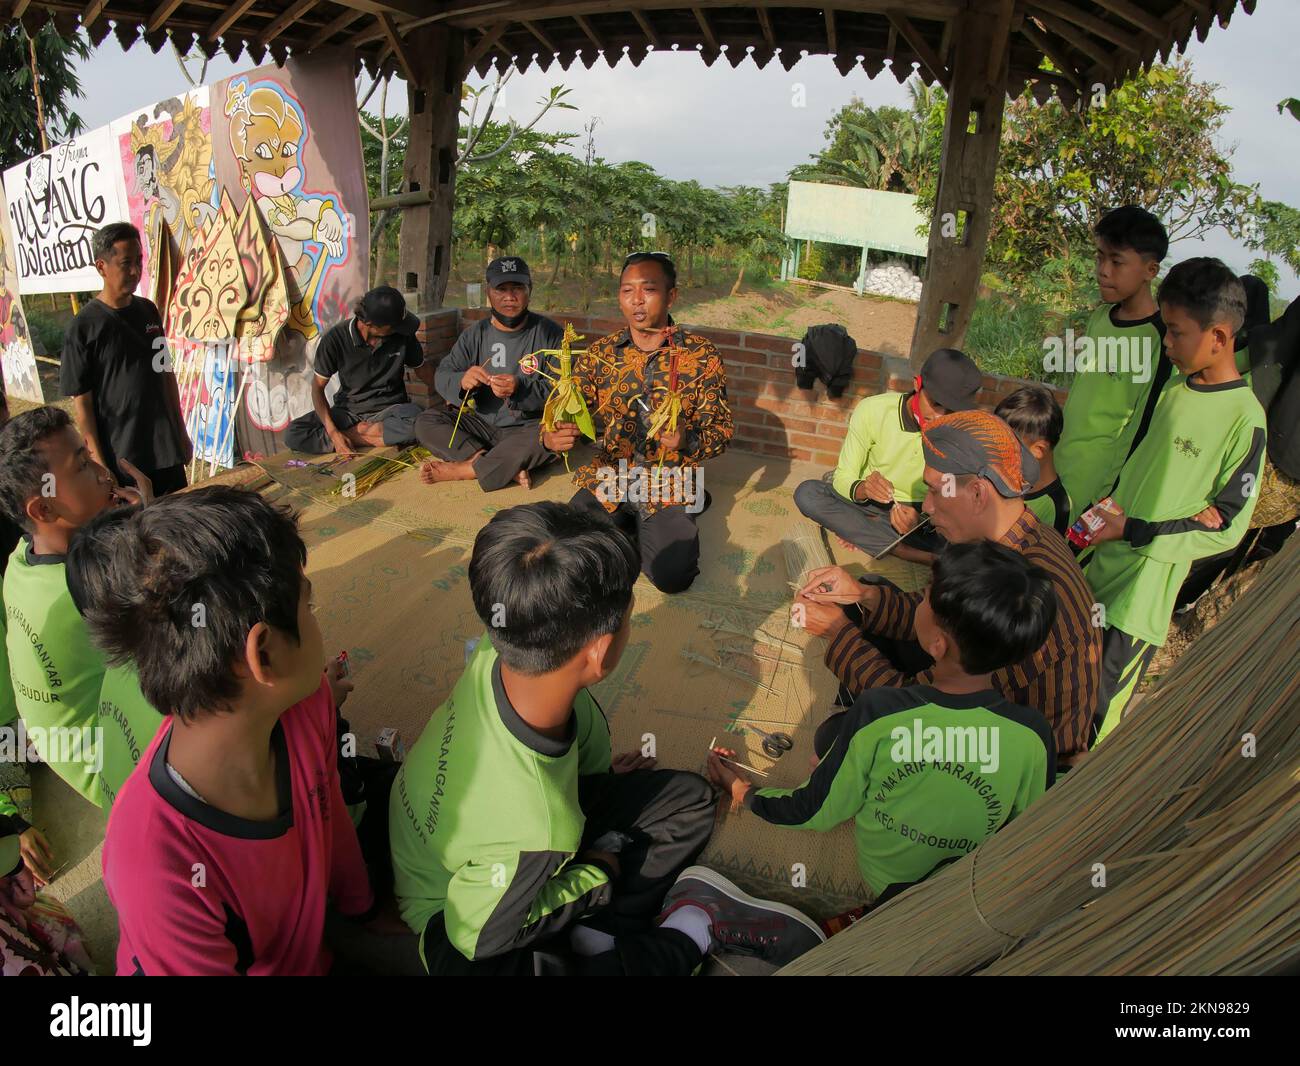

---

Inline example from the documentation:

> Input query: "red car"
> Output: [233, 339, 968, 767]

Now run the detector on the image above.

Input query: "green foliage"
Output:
[791, 87, 940, 194]
[22, 307, 67, 356]
[964, 294, 1089, 387]
[0, 23, 89, 170]
[797, 242, 825, 282]
[1247, 258, 1281, 293]
[1244, 199, 1300, 276]
[914, 62, 1272, 291]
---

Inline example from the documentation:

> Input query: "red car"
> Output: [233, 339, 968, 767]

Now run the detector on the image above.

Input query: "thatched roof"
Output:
[4, 1, 1257, 104]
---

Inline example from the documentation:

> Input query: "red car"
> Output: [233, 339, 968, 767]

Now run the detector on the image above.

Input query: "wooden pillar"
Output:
[397, 26, 464, 313]
[908, 6, 1010, 365]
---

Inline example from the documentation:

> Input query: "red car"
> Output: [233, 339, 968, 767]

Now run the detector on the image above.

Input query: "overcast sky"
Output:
[68, 3, 1299, 296]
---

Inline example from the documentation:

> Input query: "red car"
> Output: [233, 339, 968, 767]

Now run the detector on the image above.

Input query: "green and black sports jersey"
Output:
[1085, 375, 1266, 647]
[1024, 477, 1072, 536]
[747, 686, 1054, 898]
[0, 583, 15, 732]
[390, 635, 615, 963]
[832, 392, 926, 505]
[3, 539, 105, 806]
[1055, 304, 1170, 523]
[97, 664, 164, 809]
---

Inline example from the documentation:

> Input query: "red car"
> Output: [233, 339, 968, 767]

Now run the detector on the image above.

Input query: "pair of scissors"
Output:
[745, 724, 794, 760]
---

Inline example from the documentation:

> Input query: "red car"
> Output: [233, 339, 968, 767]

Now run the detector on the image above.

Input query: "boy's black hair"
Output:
[469, 501, 639, 676]
[621, 251, 677, 289]
[928, 541, 1057, 675]
[92, 222, 142, 263]
[1157, 257, 1247, 333]
[1094, 205, 1169, 263]
[994, 384, 1063, 448]
[69, 486, 307, 722]
[0, 405, 73, 531]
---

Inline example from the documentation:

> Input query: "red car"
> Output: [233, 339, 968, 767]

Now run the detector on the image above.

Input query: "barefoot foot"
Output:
[514, 469, 531, 489]
[835, 535, 861, 554]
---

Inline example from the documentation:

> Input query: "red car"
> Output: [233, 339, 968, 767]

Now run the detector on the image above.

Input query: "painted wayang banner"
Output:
[209, 50, 369, 461]
[2, 126, 128, 295]
[0, 181, 43, 404]
[110, 87, 218, 308]
[0, 48, 368, 468]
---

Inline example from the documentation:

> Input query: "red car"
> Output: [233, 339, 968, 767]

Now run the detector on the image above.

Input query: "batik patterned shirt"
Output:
[552, 322, 733, 515]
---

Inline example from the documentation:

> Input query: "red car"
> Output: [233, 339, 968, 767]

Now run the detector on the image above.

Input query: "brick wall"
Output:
[409, 306, 1068, 467]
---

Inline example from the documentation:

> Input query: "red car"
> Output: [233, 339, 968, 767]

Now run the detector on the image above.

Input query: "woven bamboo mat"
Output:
[249, 445, 930, 917]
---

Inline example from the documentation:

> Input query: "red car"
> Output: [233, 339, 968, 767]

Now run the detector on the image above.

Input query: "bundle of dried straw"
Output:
[781, 535, 1300, 976]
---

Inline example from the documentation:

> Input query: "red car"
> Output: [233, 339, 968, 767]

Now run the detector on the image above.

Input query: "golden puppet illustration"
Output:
[129, 94, 217, 265]
[224, 78, 346, 342]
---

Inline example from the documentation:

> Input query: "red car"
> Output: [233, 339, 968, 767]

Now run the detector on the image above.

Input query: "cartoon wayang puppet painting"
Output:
[111, 88, 218, 306]
[0, 181, 42, 404]
[213, 53, 368, 455]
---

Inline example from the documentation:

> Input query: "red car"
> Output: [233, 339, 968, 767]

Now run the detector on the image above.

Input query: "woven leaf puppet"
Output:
[519, 323, 599, 471]
[645, 325, 689, 466]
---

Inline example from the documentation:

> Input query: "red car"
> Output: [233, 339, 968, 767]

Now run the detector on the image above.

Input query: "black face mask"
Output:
[490, 306, 530, 329]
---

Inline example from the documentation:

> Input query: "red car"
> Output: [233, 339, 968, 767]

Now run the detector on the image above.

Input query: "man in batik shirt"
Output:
[542, 252, 732, 594]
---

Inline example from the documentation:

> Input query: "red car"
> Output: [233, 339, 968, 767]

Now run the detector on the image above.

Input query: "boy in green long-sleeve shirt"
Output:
[391, 501, 825, 974]
[1055, 207, 1171, 524]
[1086, 259, 1266, 741]
[794, 348, 982, 563]
[709, 541, 1056, 904]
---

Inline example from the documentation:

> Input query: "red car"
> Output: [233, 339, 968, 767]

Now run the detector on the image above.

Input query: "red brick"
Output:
[697, 327, 742, 348]
[788, 432, 826, 451]
[734, 425, 784, 444]
[720, 347, 769, 368]
[856, 351, 884, 370]
[812, 450, 841, 468]
[743, 332, 801, 355]
[782, 416, 823, 436]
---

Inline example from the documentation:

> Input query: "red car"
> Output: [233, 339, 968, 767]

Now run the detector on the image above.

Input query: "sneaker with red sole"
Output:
[658, 866, 826, 967]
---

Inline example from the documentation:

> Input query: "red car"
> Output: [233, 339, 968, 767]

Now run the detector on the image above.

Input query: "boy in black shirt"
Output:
[285, 286, 437, 457]
[61, 222, 191, 496]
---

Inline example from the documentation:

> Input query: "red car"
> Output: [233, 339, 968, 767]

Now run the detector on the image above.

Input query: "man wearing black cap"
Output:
[285, 286, 434, 456]
[793, 349, 982, 563]
[413, 257, 562, 490]
[795, 410, 1102, 767]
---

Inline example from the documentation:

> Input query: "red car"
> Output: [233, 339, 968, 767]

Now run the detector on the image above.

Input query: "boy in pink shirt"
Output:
[81, 487, 378, 974]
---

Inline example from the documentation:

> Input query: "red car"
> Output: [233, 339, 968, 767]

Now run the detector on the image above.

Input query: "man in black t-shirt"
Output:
[61, 222, 191, 496]
[414, 257, 561, 491]
[284, 286, 435, 456]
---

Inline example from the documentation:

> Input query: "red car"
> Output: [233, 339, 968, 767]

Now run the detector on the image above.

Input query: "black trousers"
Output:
[139, 463, 187, 497]
[568, 486, 708, 595]
[419, 768, 717, 976]
[414, 404, 555, 491]
[794, 479, 944, 556]
[284, 402, 422, 454]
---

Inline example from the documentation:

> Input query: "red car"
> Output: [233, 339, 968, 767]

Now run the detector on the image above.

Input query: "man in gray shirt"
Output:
[416, 257, 562, 491]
